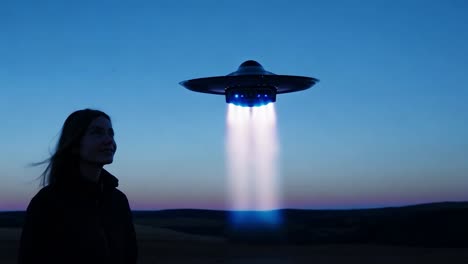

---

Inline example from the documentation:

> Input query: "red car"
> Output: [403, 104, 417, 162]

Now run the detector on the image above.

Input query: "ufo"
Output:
[179, 60, 319, 107]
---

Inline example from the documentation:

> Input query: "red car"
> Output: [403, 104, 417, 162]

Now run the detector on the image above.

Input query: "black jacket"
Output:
[18, 170, 138, 264]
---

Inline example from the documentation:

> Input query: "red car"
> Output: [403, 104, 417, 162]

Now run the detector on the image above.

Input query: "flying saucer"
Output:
[180, 60, 319, 107]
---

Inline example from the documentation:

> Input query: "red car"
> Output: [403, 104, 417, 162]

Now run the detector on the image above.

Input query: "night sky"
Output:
[1, 0, 467, 211]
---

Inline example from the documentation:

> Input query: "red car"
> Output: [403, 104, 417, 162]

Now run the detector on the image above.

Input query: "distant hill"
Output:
[2, 201, 468, 247]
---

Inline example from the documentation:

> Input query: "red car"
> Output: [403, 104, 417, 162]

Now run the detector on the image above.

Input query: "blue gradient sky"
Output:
[1, 0, 467, 211]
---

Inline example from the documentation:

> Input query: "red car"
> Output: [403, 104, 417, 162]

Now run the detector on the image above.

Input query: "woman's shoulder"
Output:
[27, 184, 64, 211]
[110, 187, 131, 204]
[33, 184, 62, 198]
[30, 185, 53, 201]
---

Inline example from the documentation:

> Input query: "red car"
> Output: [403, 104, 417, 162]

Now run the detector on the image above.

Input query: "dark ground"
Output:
[1, 202, 468, 263]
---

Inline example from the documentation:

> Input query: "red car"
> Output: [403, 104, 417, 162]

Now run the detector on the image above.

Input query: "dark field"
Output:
[1, 202, 468, 263]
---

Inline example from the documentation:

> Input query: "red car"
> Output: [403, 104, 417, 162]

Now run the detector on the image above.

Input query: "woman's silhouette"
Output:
[18, 109, 137, 264]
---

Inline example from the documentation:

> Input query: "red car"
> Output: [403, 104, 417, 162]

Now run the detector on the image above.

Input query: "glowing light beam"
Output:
[226, 103, 281, 227]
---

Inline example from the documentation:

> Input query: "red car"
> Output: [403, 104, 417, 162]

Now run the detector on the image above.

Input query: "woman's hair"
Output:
[35, 109, 111, 186]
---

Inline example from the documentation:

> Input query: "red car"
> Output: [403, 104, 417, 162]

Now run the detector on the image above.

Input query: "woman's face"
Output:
[79, 116, 117, 166]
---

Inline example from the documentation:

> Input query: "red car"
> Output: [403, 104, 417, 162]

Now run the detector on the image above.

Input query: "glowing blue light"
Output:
[229, 210, 282, 228]
[264, 94, 268, 97]
[257, 94, 261, 98]
[228, 99, 273, 108]
[234, 94, 239, 98]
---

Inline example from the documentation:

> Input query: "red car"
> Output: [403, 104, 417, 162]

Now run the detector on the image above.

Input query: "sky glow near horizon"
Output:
[1, 1, 468, 211]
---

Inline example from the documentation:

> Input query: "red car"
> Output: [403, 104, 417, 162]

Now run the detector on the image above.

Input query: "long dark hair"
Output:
[34, 109, 111, 187]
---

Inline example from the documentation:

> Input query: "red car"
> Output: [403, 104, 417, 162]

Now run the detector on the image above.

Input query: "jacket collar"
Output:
[56, 168, 119, 193]
[100, 169, 119, 188]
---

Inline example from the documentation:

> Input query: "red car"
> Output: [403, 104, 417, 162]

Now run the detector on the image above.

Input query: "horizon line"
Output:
[1, 200, 467, 213]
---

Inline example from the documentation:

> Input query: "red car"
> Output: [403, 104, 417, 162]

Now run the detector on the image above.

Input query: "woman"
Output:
[18, 109, 138, 264]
